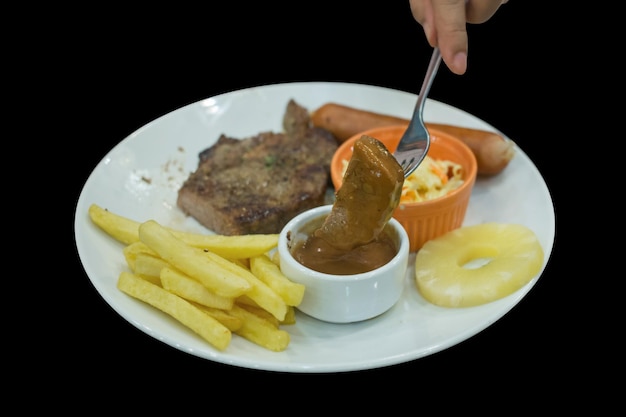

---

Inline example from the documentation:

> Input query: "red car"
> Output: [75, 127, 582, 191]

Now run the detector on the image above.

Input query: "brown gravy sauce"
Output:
[290, 135, 404, 275]
[290, 214, 397, 275]
[313, 136, 403, 252]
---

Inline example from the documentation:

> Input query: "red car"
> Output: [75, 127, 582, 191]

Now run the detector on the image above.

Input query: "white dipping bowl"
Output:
[278, 205, 410, 324]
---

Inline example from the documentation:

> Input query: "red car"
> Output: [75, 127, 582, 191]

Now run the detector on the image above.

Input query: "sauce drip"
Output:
[291, 135, 404, 274]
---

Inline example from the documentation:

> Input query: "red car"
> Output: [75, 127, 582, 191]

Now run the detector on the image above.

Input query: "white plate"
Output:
[75, 81, 555, 373]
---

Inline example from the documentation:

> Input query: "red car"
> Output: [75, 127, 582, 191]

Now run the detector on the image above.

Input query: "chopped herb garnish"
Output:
[265, 155, 276, 167]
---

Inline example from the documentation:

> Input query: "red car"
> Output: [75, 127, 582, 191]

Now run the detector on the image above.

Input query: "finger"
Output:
[430, 0, 469, 75]
[409, 0, 436, 47]
[466, 0, 507, 24]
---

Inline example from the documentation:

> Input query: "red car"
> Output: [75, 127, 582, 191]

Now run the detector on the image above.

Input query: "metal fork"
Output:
[394, 47, 442, 177]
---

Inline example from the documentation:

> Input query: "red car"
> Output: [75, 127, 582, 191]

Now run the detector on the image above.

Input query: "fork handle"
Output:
[410, 48, 442, 126]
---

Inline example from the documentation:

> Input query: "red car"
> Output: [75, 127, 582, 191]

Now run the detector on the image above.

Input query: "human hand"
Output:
[409, 0, 508, 75]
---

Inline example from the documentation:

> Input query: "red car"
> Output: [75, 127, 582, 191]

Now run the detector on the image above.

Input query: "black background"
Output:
[63, 0, 582, 400]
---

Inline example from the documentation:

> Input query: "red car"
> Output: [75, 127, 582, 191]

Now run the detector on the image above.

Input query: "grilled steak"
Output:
[177, 99, 338, 235]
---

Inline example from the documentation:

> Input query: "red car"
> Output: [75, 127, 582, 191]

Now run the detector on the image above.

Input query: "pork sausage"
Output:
[311, 102, 515, 175]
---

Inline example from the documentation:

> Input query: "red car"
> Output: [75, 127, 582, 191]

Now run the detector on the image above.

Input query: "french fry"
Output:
[90, 203, 278, 257]
[236, 294, 260, 308]
[205, 250, 287, 321]
[122, 241, 157, 270]
[160, 266, 234, 310]
[138, 220, 251, 298]
[117, 271, 232, 351]
[132, 273, 162, 287]
[133, 273, 161, 286]
[229, 257, 250, 270]
[133, 253, 168, 278]
[229, 305, 290, 352]
[192, 303, 243, 331]
[281, 306, 297, 325]
[236, 302, 280, 328]
[173, 232, 279, 259]
[249, 254, 305, 306]
[89, 204, 141, 245]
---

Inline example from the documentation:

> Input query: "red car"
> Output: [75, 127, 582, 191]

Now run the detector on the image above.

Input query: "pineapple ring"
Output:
[415, 223, 544, 308]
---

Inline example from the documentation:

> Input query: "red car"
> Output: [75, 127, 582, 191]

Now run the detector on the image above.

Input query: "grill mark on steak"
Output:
[177, 99, 338, 235]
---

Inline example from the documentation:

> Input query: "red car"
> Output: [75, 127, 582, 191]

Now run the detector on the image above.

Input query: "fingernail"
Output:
[453, 52, 467, 74]
[422, 23, 434, 46]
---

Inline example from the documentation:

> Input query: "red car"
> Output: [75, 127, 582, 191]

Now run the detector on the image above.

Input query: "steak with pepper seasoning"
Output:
[177, 99, 338, 235]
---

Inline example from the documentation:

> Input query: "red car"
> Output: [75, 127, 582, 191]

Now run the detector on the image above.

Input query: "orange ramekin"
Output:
[331, 125, 477, 252]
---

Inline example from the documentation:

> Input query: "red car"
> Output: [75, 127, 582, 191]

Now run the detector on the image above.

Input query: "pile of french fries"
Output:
[88, 204, 305, 352]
